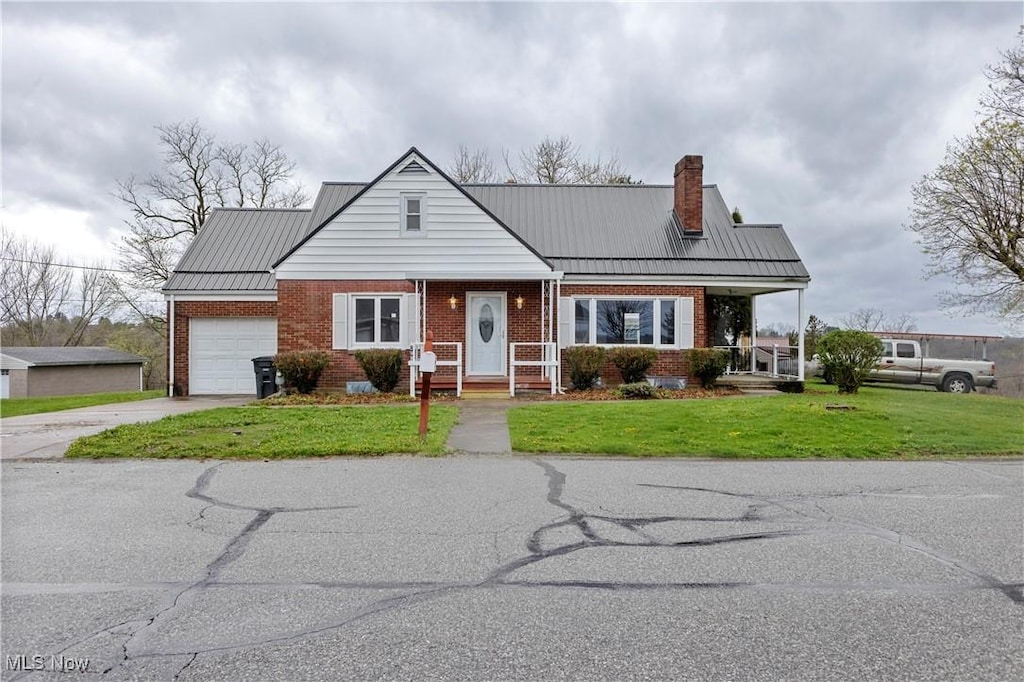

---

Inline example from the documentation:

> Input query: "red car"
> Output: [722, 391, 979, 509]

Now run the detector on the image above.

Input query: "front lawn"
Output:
[507, 387, 1024, 458]
[65, 405, 458, 459]
[0, 390, 164, 418]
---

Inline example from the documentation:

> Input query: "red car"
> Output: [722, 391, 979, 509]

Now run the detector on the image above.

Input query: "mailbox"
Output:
[419, 351, 437, 373]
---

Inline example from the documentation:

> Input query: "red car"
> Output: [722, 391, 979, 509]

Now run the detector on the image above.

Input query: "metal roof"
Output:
[166, 180, 809, 293]
[463, 184, 808, 279]
[305, 183, 364, 236]
[164, 208, 312, 293]
[0, 347, 145, 367]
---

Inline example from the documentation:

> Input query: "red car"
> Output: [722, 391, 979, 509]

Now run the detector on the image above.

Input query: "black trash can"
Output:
[252, 356, 277, 399]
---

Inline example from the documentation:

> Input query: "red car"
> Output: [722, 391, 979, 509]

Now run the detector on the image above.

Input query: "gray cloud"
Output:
[2, 1, 1019, 334]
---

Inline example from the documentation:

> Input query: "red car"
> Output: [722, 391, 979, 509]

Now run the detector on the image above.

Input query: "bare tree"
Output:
[502, 135, 629, 184]
[116, 120, 308, 291]
[983, 29, 1024, 120]
[447, 145, 497, 183]
[0, 229, 120, 346]
[841, 308, 917, 333]
[907, 35, 1024, 327]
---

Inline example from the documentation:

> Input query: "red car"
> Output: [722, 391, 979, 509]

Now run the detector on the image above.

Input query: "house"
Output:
[0, 347, 145, 399]
[163, 148, 810, 396]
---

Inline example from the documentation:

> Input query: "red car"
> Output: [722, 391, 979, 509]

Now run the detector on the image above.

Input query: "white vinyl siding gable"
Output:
[276, 154, 551, 280]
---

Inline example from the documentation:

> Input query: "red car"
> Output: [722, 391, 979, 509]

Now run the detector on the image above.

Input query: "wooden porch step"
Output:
[461, 390, 512, 400]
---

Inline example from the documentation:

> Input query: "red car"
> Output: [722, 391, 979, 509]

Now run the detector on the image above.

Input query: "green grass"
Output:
[65, 405, 458, 459]
[507, 386, 1024, 458]
[0, 390, 164, 418]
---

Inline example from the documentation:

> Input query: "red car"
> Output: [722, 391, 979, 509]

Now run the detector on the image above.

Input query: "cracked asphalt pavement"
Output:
[2, 457, 1021, 680]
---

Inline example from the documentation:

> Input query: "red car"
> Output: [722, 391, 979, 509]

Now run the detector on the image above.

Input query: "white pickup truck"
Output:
[813, 339, 997, 393]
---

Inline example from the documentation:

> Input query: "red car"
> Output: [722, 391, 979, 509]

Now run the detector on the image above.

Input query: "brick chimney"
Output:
[674, 155, 703, 235]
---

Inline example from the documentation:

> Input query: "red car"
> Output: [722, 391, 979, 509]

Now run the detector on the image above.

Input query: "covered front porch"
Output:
[706, 283, 809, 384]
[406, 277, 561, 397]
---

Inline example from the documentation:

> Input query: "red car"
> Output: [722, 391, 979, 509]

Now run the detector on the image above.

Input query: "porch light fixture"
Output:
[448, 295, 458, 310]
[515, 295, 524, 310]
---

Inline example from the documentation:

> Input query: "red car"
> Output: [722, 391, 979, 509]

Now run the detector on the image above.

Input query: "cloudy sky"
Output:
[3, 1, 1021, 335]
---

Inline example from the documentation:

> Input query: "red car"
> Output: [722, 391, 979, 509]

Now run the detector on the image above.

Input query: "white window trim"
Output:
[400, 192, 427, 237]
[571, 296, 682, 349]
[351, 294, 405, 348]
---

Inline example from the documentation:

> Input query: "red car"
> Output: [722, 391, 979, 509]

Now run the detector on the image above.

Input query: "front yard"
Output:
[507, 386, 1024, 458]
[59, 385, 1022, 459]
[65, 405, 459, 459]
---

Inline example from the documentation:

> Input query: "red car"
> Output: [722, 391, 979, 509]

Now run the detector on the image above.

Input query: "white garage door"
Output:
[1, 370, 9, 399]
[190, 318, 277, 395]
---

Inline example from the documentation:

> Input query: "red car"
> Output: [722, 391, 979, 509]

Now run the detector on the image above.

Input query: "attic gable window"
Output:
[401, 193, 427, 236]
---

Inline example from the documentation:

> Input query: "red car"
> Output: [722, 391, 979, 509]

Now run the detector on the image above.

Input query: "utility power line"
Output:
[0, 257, 134, 274]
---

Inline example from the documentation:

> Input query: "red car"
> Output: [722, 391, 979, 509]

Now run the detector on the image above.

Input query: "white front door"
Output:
[467, 293, 506, 375]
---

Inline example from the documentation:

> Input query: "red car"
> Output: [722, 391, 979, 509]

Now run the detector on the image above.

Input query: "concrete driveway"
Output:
[0, 397, 250, 460]
[2, 458, 1021, 680]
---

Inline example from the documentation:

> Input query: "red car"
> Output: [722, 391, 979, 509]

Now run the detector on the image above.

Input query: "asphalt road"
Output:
[2, 457, 1021, 681]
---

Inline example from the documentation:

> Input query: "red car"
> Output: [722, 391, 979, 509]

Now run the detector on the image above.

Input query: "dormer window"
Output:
[401, 193, 426, 236]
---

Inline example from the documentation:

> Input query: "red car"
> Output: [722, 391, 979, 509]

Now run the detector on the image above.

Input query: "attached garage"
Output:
[189, 318, 277, 395]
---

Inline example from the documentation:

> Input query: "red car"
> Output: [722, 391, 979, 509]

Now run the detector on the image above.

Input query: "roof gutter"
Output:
[168, 294, 175, 398]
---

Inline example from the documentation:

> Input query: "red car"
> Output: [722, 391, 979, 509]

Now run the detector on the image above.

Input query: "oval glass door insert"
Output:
[479, 304, 494, 342]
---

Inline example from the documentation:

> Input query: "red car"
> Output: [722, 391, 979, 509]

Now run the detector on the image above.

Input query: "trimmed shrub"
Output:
[274, 350, 331, 394]
[564, 345, 606, 390]
[354, 349, 404, 393]
[817, 330, 884, 394]
[617, 382, 655, 399]
[686, 348, 730, 389]
[608, 347, 658, 384]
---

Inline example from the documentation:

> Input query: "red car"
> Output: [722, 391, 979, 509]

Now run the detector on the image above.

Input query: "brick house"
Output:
[163, 148, 810, 396]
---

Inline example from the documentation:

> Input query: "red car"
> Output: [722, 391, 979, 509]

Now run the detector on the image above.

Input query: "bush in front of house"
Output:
[617, 382, 655, 399]
[354, 349, 404, 393]
[686, 348, 731, 389]
[816, 330, 884, 394]
[608, 347, 658, 384]
[274, 350, 332, 394]
[564, 345, 606, 390]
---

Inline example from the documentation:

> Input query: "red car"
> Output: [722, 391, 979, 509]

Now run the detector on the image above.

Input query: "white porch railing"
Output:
[714, 345, 801, 379]
[409, 342, 463, 397]
[509, 342, 559, 396]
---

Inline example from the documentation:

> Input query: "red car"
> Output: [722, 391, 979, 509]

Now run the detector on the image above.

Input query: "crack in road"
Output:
[92, 464, 360, 679]
[11, 458, 1021, 679]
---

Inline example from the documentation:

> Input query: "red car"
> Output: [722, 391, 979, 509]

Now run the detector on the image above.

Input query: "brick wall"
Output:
[171, 282, 711, 394]
[559, 283, 709, 387]
[170, 300, 278, 396]
[277, 280, 552, 391]
[278, 280, 415, 391]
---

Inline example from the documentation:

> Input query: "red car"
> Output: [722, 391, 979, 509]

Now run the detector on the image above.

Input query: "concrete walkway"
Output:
[445, 400, 513, 453]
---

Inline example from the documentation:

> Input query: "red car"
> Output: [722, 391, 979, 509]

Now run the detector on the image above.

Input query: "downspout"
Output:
[168, 295, 175, 397]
